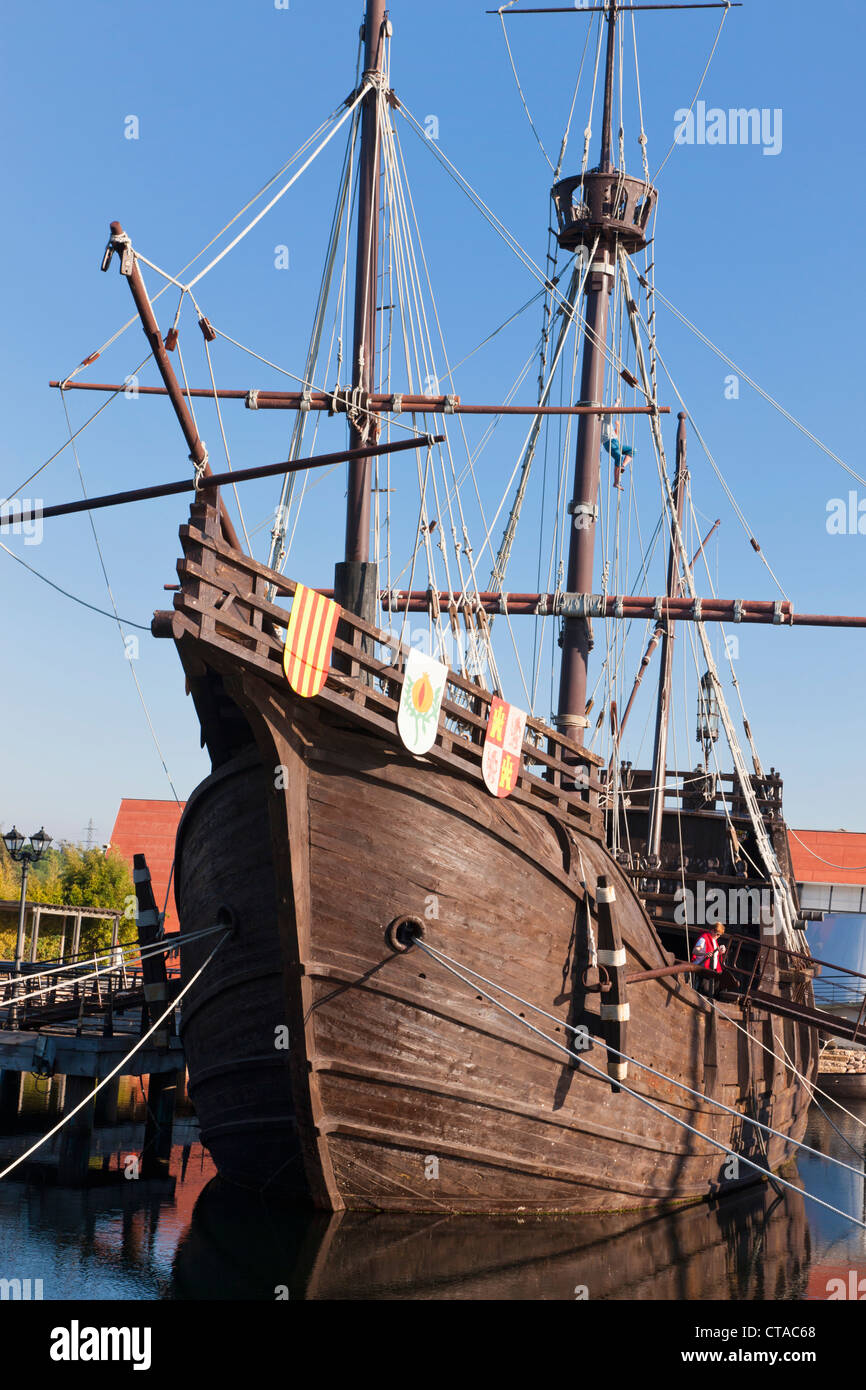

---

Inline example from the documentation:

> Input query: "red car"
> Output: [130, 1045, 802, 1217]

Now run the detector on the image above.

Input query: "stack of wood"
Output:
[818, 1046, 866, 1098]
[819, 1047, 866, 1075]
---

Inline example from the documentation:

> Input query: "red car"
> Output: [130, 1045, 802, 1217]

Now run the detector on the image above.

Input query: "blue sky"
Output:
[1, 0, 864, 846]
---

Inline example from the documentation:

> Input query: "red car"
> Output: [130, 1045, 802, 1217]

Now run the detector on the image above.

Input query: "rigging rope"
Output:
[643, 325, 791, 600]
[443, 290, 545, 382]
[498, 8, 556, 171]
[555, 10, 595, 180]
[0, 539, 150, 631]
[58, 101, 353, 391]
[417, 936, 866, 1185]
[186, 85, 372, 291]
[648, 279, 866, 490]
[269, 101, 361, 574]
[9, 354, 152, 500]
[60, 391, 182, 806]
[650, 3, 732, 182]
[397, 100, 632, 387]
[712, 998, 866, 1156]
[489, 245, 597, 596]
[202, 336, 252, 552]
[618, 248, 802, 951]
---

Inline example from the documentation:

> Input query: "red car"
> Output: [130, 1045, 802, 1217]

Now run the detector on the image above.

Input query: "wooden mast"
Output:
[555, 1, 619, 745]
[336, 0, 388, 621]
[646, 411, 688, 861]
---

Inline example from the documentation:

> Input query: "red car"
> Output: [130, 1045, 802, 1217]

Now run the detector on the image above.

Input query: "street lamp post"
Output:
[2, 826, 51, 1026]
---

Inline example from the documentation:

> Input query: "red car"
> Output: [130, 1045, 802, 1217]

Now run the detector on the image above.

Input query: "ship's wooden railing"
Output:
[610, 764, 785, 820]
[624, 927, 813, 1005]
[627, 879, 776, 919]
[633, 928, 864, 1043]
[156, 503, 606, 837]
[719, 933, 866, 1045]
[719, 932, 818, 1010]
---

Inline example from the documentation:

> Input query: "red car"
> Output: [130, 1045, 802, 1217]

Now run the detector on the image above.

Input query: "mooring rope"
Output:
[415, 937, 866, 1184]
[0, 928, 231, 1183]
[411, 936, 866, 1229]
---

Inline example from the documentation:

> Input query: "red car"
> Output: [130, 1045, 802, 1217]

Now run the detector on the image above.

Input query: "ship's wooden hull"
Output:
[176, 674, 815, 1214]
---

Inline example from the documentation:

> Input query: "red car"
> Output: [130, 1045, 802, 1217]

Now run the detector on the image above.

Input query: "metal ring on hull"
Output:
[387, 916, 426, 953]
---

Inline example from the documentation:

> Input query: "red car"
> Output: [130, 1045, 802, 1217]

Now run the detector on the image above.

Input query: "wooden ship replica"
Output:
[48, 0, 866, 1213]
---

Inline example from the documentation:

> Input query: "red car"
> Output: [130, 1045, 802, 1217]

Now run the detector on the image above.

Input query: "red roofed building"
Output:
[788, 828, 866, 1029]
[789, 828, 866, 887]
[109, 799, 186, 932]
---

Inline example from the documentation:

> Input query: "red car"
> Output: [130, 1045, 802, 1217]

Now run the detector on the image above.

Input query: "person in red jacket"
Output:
[690, 923, 726, 996]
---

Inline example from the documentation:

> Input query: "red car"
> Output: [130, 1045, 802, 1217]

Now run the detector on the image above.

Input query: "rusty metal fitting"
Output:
[386, 916, 425, 953]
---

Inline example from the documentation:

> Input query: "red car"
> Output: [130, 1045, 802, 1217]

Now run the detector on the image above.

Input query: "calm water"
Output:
[1, 1075, 864, 1300]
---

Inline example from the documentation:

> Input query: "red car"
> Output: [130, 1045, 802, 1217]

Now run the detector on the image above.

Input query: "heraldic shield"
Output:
[482, 696, 527, 797]
[283, 584, 341, 698]
[397, 648, 448, 756]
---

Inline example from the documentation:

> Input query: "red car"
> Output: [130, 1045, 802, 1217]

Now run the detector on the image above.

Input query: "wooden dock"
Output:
[0, 855, 186, 1185]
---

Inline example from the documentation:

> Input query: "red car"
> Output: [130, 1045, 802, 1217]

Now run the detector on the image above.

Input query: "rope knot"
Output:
[191, 448, 209, 492]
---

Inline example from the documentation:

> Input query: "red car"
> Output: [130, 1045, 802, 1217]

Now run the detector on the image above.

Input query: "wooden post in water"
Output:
[142, 1071, 180, 1179]
[133, 854, 177, 1177]
[95, 1076, 120, 1128]
[58, 1074, 96, 1186]
[134, 854, 170, 1047]
[0, 1070, 24, 1127]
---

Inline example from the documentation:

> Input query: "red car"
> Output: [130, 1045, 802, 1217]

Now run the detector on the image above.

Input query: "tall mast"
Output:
[599, 0, 617, 171]
[646, 412, 688, 861]
[336, 0, 388, 620]
[555, 1, 620, 742]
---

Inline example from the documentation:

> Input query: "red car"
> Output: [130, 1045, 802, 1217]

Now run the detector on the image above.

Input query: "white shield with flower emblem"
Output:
[397, 649, 448, 756]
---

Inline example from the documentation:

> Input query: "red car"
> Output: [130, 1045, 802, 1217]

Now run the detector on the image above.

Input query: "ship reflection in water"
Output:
[168, 1098, 866, 1302]
[173, 1178, 812, 1301]
[1, 1080, 863, 1300]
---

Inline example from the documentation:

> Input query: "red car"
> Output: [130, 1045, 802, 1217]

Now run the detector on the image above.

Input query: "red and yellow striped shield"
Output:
[283, 584, 341, 699]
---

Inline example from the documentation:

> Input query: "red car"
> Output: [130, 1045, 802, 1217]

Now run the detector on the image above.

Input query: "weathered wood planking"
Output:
[175, 680, 813, 1212]
[169, 498, 816, 1213]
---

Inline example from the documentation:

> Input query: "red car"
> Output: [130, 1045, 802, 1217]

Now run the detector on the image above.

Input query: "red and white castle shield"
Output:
[482, 696, 527, 798]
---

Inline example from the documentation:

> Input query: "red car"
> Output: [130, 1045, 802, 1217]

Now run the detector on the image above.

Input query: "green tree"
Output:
[0, 847, 17, 901]
[60, 847, 132, 910]
[60, 848, 137, 955]
[1, 841, 138, 958]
